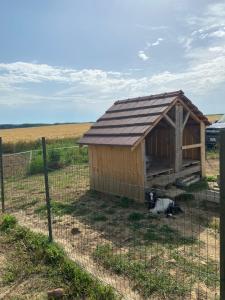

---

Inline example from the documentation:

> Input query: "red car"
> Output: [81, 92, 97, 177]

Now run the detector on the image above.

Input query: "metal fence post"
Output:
[41, 137, 53, 242]
[220, 128, 225, 299]
[0, 137, 5, 213]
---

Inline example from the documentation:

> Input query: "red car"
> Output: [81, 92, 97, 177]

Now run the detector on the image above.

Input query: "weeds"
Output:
[0, 215, 117, 300]
[93, 244, 190, 298]
[144, 224, 196, 246]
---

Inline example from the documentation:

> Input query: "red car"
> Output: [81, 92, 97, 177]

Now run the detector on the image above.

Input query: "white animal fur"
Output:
[150, 198, 174, 214]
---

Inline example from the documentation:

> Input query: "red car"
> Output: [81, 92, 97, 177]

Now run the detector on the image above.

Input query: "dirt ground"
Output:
[8, 188, 220, 299]
[206, 158, 219, 177]
[3, 159, 221, 299]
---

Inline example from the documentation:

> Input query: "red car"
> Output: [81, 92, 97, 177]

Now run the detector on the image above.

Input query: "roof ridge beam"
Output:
[115, 90, 183, 104]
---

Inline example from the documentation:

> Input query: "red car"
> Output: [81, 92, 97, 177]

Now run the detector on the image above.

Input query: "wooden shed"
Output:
[79, 91, 210, 201]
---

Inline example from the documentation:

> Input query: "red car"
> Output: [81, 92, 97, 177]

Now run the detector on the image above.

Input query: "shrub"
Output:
[28, 153, 44, 175]
[0, 214, 17, 231]
[48, 148, 62, 170]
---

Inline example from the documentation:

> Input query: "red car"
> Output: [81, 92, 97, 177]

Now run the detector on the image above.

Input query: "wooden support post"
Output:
[175, 104, 183, 173]
[141, 139, 146, 186]
[200, 122, 206, 177]
[220, 128, 225, 299]
[41, 137, 53, 242]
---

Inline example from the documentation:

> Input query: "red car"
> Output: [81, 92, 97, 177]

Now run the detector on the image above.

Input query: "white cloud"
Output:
[138, 50, 149, 61]
[209, 46, 224, 52]
[209, 29, 225, 38]
[146, 38, 164, 48]
[136, 24, 168, 31]
[1, 51, 225, 110]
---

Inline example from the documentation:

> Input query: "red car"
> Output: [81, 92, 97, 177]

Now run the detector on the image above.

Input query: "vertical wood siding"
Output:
[88, 143, 145, 201]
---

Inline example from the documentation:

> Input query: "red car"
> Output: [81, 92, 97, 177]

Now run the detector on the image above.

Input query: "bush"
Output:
[48, 149, 62, 170]
[29, 152, 44, 175]
[0, 214, 17, 231]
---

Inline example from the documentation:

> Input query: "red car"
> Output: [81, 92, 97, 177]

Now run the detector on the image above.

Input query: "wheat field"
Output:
[206, 114, 223, 123]
[0, 123, 91, 143]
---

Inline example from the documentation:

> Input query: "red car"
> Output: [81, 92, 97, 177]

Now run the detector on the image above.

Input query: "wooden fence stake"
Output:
[220, 128, 225, 299]
[0, 137, 5, 213]
[42, 137, 53, 242]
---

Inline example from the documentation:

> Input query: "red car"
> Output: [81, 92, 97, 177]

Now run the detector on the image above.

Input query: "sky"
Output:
[0, 0, 225, 124]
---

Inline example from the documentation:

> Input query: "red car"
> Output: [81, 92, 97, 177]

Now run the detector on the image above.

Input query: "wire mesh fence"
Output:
[0, 137, 222, 299]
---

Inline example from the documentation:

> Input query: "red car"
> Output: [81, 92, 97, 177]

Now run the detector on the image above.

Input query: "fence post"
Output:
[0, 138, 5, 213]
[41, 137, 53, 242]
[220, 128, 225, 299]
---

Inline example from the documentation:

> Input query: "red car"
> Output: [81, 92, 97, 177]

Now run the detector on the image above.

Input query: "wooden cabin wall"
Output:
[145, 126, 174, 166]
[183, 124, 201, 160]
[88, 143, 145, 202]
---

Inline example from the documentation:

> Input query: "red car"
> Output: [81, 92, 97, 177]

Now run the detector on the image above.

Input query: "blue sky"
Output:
[0, 0, 225, 124]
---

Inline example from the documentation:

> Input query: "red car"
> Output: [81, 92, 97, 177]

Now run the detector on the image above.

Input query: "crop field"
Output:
[206, 114, 223, 123]
[0, 123, 91, 143]
[0, 123, 92, 153]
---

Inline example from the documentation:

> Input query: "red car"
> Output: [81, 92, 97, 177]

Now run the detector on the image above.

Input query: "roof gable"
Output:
[79, 90, 209, 147]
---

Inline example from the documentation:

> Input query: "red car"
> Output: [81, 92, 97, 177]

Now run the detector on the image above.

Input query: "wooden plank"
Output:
[183, 111, 190, 129]
[147, 165, 201, 187]
[141, 140, 147, 185]
[178, 98, 201, 124]
[164, 114, 175, 128]
[200, 122, 206, 177]
[100, 106, 165, 120]
[175, 104, 183, 173]
[182, 143, 202, 150]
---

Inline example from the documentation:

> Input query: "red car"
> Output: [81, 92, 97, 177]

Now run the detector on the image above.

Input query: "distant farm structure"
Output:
[79, 90, 210, 201]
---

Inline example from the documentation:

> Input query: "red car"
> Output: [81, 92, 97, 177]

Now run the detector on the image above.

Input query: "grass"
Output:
[93, 244, 190, 298]
[174, 193, 195, 202]
[185, 179, 209, 192]
[143, 224, 196, 246]
[28, 146, 88, 175]
[0, 214, 118, 300]
[3, 161, 220, 298]
[34, 200, 92, 218]
[115, 197, 134, 208]
[171, 251, 219, 288]
[127, 212, 145, 222]
[206, 175, 218, 182]
[206, 150, 219, 160]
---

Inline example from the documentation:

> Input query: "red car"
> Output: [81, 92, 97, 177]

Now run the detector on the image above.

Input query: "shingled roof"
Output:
[78, 90, 210, 147]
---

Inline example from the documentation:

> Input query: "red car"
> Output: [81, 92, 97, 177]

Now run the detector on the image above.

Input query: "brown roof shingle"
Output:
[78, 90, 209, 147]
